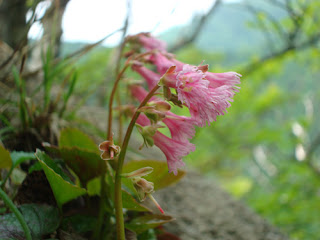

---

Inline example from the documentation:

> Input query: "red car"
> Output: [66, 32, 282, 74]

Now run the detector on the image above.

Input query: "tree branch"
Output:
[304, 133, 320, 176]
[168, 0, 221, 53]
[241, 0, 320, 76]
[241, 30, 320, 76]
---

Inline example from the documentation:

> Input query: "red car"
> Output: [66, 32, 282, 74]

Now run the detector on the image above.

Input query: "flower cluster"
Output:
[127, 33, 241, 174]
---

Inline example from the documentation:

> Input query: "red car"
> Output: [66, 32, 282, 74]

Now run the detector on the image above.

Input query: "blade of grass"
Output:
[12, 67, 29, 129]
[42, 46, 52, 111]
[59, 70, 78, 118]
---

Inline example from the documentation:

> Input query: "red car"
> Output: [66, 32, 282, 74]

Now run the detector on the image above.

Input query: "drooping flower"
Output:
[132, 64, 161, 89]
[153, 131, 195, 175]
[150, 52, 184, 75]
[138, 33, 167, 51]
[136, 114, 195, 175]
[163, 64, 240, 127]
[130, 85, 151, 102]
[205, 71, 241, 89]
[162, 112, 196, 141]
[131, 85, 195, 141]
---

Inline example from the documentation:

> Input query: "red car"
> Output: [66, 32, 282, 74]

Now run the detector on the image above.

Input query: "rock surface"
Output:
[153, 172, 289, 240]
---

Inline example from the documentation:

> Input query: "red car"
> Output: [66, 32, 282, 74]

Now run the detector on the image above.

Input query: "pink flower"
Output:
[162, 112, 196, 141]
[164, 64, 240, 127]
[130, 85, 153, 103]
[136, 113, 151, 127]
[150, 52, 184, 75]
[153, 131, 195, 175]
[132, 64, 161, 90]
[205, 71, 241, 89]
[138, 33, 167, 51]
[136, 114, 195, 175]
[131, 85, 196, 141]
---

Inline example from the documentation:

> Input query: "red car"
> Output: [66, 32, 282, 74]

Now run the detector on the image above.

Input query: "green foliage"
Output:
[0, 204, 60, 240]
[61, 214, 97, 234]
[35, 150, 87, 208]
[125, 214, 174, 235]
[0, 144, 12, 169]
[0, 126, 179, 238]
[46, 145, 104, 186]
[123, 160, 185, 191]
[121, 190, 152, 212]
[72, 47, 112, 104]
[246, 162, 320, 239]
[2, 1, 320, 239]
[86, 176, 151, 212]
[58, 128, 99, 153]
[0, 148, 36, 187]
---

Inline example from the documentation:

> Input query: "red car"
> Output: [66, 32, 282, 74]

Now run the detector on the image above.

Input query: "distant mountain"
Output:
[160, 1, 285, 59]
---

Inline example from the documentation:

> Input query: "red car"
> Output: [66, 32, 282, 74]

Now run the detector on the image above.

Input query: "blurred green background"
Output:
[62, 1, 320, 239]
[1, 0, 319, 239]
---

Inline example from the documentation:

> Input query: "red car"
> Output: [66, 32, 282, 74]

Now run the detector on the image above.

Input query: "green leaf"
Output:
[0, 145, 12, 169]
[61, 214, 97, 233]
[137, 229, 157, 240]
[59, 128, 99, 153]
[35, 149, 72, 183]
[122, 189, 151, 212]
[1, 150, 36, 187]
[10, 151, 37, 168]
[123, 160, 185, 190]
[45, 144, 104, 186]
[35, 150, 87, 208]
[0, 204, 60, 240]
[87, 176, 102, 196]
[125, 214, 174, 234]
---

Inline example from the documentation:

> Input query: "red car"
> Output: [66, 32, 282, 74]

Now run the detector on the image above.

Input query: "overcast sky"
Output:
[28, 0, 238, 46]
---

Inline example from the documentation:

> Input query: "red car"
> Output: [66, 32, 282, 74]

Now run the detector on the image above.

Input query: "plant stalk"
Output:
[114, 84, 160, 240]
[0, 188, 32, 240]
[106, 64, 130, 140]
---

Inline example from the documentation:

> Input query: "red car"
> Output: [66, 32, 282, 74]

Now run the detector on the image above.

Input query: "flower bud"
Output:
[122, 167, 153, 178]
[132, 177, 154, 201]
[148, 100, 171, 112]
[159, 65, 177, 88]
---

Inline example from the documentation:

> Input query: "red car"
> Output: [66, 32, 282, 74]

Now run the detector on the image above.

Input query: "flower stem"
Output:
[92, 166, 107, 239]
[0, 188, 32, 240]
[106, 64, 130, 140]
[106, 51, 153, 140]
[114, 84, 160, 240]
